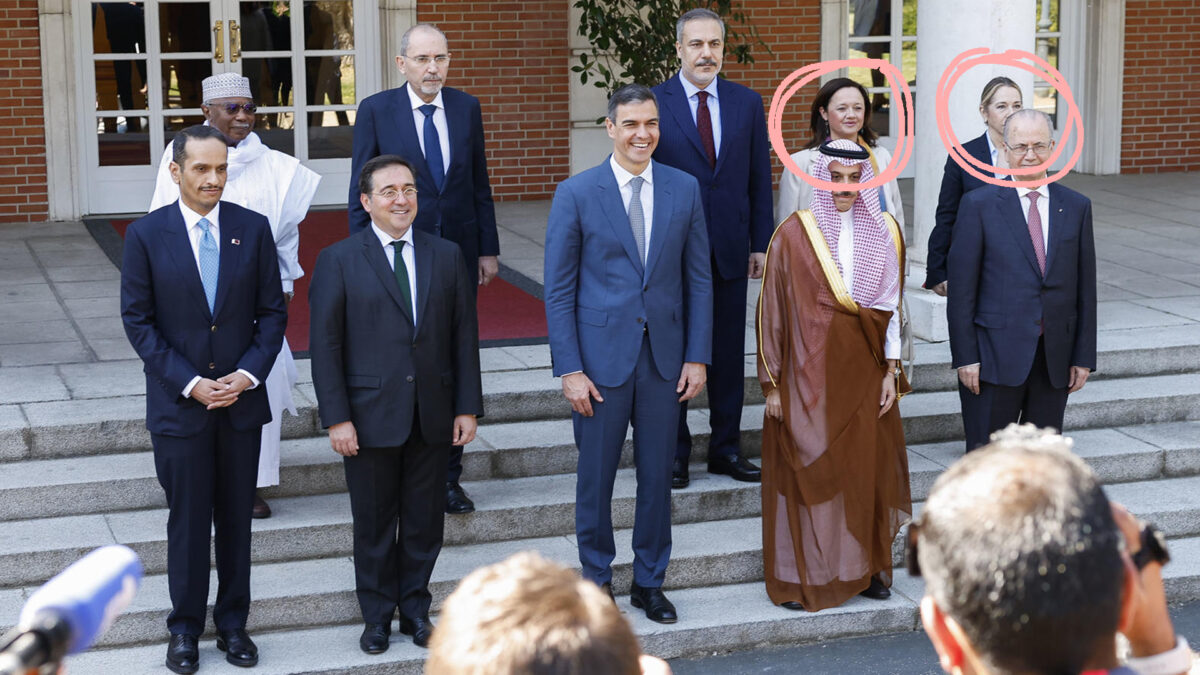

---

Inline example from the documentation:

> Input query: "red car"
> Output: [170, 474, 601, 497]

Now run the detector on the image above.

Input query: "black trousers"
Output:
[343, 414, 449, 624]
[960, 337, 1070, 451]
[152, 408, 261, 636]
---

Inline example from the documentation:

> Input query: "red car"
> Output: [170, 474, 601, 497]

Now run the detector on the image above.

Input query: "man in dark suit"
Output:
[310, 155, 483, 653]
[121, 124, 286, 674]
[948, 109, 1097, 451]
[544, 84, 712, 624]
[651, 8, 770, 489]
[348, 23, 497, 514]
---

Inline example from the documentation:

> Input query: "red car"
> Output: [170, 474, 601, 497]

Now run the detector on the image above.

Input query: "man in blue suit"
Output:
[948, 110, 1097, 451]
[544, 84, 713, 624]
[348, 23, 498, 514]
[652, 8, 771, 488]
[121, 125, 286, 673]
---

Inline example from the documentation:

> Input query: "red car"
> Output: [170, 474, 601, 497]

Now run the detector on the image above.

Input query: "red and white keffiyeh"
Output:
[809, 139, 900, 309]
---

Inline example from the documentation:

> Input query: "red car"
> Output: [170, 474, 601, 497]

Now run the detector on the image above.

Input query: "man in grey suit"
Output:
[309, 155, 482, 653]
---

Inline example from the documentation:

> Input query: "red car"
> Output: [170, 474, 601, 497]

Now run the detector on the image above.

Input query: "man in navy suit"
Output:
[652, 8, 770, 488]
[544, 84, 712, 624]
[348, 23, 498, 514]
[121, 125, 286, 673]
[948, 109, 1097, 451]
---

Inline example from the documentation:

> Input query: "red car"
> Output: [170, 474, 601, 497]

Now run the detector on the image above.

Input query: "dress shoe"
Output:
[400, 615, 435, 648]
[216, 628, 259, 667]
[166, 634, 199, 674]
[600, 582, 615, 603]
[359, 623, 391, 654]
[446, 482, 475, 514]
[672, 458, 690, 489]
[780, 601, 805, 611]
[629, 582, 678, 624]
[252, 491, 272, 519]
[707, 454, 761, 482]
[859, 575, 891, 600]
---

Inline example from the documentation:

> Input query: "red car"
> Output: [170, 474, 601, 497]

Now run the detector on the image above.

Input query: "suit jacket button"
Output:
[643, 285, 649, 292]
[208, 362, 216, 370]
[406, 375, 414, 383]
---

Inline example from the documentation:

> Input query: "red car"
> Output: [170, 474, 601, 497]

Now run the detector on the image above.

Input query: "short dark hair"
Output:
[676, 8, 725, 43]
[915, 426, 1124, 675]
[171, 125, 227, 165]
[358, 154, 417, 196]
[805, 77, 877, 149]
[606, 83, 657, 124]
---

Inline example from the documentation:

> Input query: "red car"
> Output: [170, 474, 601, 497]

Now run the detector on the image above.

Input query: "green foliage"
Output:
[571, 0, 766, 105]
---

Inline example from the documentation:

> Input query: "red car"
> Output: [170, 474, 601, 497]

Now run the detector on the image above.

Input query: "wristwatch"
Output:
[1132, 522, 1170, 570]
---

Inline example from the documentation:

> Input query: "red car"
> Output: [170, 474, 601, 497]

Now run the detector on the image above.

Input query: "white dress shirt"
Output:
[408, 86, 451, 177]
[678, 72, 721, 157]
[371, 221, 418, 325]
[985, 131, 1010, 178]
[836, 209, 901, 360]
[177, 201, 260, 397]
[1016, 184, 1051, 254]
[609, 156, 654, 264]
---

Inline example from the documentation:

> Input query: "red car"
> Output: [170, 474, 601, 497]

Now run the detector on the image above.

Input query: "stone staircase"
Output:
[2, 327, 1200, 674]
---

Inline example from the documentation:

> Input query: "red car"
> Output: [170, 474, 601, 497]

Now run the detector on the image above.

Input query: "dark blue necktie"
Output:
[419, 104, 445, 192]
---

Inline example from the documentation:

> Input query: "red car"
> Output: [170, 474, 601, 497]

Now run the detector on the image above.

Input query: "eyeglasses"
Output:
[1007, 142, 1051, 155]
[214, 103, 258, 115]
[372, 187, 418, 201]
[406, 54, 450, 66]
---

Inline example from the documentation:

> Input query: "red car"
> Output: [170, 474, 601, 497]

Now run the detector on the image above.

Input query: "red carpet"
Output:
[101, 210, 547, 353]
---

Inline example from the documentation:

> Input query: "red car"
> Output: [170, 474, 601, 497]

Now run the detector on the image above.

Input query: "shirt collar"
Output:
[609, 155, 653, 189]
[986, 131, 1000, 160]
[678, 71, 718, 101]
[1016, 184, 1050, 200]
[370, 221, 415, 249]
[407, 85, 446, 111]
[179, 200, 220, 231]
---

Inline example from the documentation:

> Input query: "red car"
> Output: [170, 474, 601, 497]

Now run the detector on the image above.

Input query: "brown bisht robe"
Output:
[756, 210, 912, 611]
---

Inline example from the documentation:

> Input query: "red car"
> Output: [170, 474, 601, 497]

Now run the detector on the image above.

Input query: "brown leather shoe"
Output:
[252, 492, 271, 519]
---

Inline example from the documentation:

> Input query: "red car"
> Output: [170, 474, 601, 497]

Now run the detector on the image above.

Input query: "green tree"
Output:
[571, 0, 765, 103]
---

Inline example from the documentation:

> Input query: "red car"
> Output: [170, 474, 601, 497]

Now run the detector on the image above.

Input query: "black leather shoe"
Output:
[780, 601, 805, 611]
[165, 634, 199, 674]
[599, 582, 615, 603]
[252, 491, 272, 519]
[708, 454, 761, 482]
[446, 482, 476, 514]
[629, 582, 678, 624]
[359, 623, 391, 654]
[672, 458, 690, 489]
[216, 628, 259, 667]
[859, 575, 891, 600]
[399, 615, 434, 648]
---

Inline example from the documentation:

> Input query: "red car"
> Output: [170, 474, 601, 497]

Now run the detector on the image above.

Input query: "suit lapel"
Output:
[159, 204, 212, 320]
[413, 231, 434, 334]
[711, 79, 735, 175]
[212, 213, 243, 318]
[663, 77, 710, 170]
[1044, 184, 1068, 277]
[998, 188, 1042, 278]
[360, 228, 414, 324]
[596, 163, 645, 276]
[643, 165, 671, 280]
[443, 94, 469, 189]
[394, 84, 435, 193]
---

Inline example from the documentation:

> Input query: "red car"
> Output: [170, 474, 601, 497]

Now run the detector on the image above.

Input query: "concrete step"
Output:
[39, 531, 1200, 671]
[2, 422, 1199, 589]
[4, 325, 1200, 462]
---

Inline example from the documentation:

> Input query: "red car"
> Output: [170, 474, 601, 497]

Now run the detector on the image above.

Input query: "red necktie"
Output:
[1026, 191, 1046, 275]
[696, 91, 716, 168]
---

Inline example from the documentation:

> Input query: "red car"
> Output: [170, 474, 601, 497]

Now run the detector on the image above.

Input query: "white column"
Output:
[908, 0, 1035, 341]
[39, 0, 81, 220]
[378, 0, 416, 91]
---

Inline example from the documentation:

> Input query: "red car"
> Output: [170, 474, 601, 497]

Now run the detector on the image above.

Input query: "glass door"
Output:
[78, 0, 374, 215]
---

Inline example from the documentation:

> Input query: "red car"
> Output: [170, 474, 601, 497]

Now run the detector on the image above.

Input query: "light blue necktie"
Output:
[198, 217, 219, 314]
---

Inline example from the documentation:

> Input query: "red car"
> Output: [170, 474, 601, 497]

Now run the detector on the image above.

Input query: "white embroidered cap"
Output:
[202, 73, 253, 102]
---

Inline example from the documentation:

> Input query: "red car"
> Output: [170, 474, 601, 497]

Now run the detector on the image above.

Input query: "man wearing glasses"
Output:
[947, 109, 1097, 451]
[348, 23, 499, 515]
[150, 72, 320, 520]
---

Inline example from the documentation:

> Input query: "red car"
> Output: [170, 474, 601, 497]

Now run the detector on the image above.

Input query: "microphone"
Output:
[0, 545, 143, 674]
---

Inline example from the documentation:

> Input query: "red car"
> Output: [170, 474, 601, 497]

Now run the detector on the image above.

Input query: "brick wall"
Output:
[0, 0, 47, 223]
[1121, 0, 1200, 172]
[418, 2, 571, 199]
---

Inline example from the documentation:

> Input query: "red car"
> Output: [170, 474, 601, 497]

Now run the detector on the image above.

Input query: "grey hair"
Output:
[400, 23, 447, 57]
[1003, 108, 1054, 144]
[676, 8, 725, 43]
[606, 83, 657, 124]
